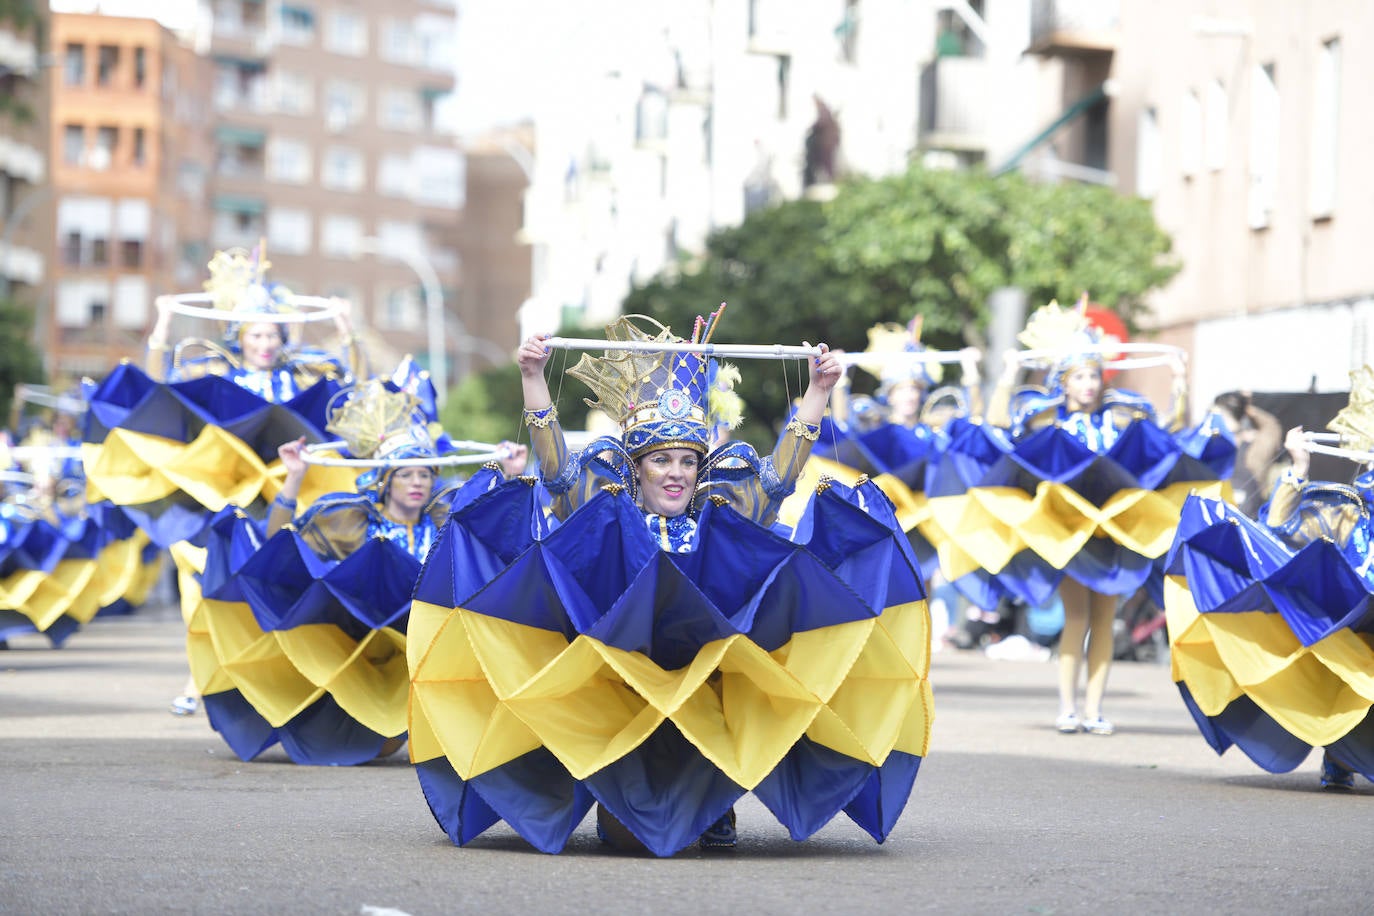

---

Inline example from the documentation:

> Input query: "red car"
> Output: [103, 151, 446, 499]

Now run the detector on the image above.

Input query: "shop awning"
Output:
[215, 125, 266, 146]
[213, 194, 266, 215]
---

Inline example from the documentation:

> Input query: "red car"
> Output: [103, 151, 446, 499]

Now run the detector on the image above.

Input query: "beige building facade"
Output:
[1, 1, 51, 330]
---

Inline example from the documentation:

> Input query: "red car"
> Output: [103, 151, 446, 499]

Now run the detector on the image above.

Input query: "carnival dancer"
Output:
[0, 392, 158, 648]
[85, 244, 361, 551]
[408, 308, 933, 856]
[174, 377, 523, 764]
[1166, 368, 1374, 790]
[927, 296, 1233, 735]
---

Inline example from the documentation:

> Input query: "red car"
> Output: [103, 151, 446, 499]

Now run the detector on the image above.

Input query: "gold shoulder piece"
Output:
[707, 493, 729, 507]
[854, 474, 870, 487]
[600, 483, 627, 497]
[816, 475, 833, 493]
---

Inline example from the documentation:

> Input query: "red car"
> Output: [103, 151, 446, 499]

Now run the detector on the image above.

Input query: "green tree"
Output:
[0, 296, 46, 422]
[624, 164, 1179, 447]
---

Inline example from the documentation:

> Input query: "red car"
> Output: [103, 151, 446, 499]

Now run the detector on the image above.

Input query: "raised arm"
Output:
[770, 343, 842, 487]
[959, 347, 985, 420]
[518, 334, 569, 480]
[1162, 352, 1188, 432]
[267, 435, 308, 537]
[1263, 425, 1309, 530]
[145, 297, 174, 380]
[985, 348, 1020, 428]
[332, 297, 368, 382]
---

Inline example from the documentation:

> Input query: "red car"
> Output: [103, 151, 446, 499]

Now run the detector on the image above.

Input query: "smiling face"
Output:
[240, 322, 285, 371]
[1062, 362, 1103, 412]
[384, 466, 435, 520]
[636, 448, 700, 517]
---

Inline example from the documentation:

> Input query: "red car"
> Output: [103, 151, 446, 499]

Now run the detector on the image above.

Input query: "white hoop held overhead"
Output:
[543, 336, 824, 360]
[157, 293, 343, 324]
[300, 440, 509, 468]
[837, 347, 980, 368]
[1301, 432, 1374, 465]
[14, 385, 87, 414]
[0, 470, 36, 487]
[9, 446, 85, 462]
[1016, 341, 1185, 372]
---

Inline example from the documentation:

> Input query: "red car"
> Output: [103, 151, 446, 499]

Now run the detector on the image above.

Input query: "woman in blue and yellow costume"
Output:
[928, 296, 1232, 735]
[83, 245, 364, 551]
[174, 377, 525, 764]
[0, 396, 160, 648]
[408, 308, 933, 857]
[1166, 367, 1374, 790]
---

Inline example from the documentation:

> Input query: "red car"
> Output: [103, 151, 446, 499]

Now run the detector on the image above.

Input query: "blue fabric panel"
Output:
[203, 690, 280, 762]
[753, 736, 878, 841]
[414, 757, 503, 848]
[274, 693, 395, 766]
[583, 723, 745, 858]
[1063, 537, 1154, 597]
[1326, 711, 1374, 782]
[842, 750, 923, 843]
[467, 749, 594, 854]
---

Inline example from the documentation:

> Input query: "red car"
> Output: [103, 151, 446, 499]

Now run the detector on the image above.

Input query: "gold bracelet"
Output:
[785, 416, 821, 442]
[523, 405, 558, 428]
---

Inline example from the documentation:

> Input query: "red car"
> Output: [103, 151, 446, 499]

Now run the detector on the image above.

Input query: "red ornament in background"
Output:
[1082, 302, 1128, 381]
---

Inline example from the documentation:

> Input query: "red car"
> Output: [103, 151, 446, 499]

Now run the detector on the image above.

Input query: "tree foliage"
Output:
[623, 164, 1179, 447]
[0, 296, 46, 423]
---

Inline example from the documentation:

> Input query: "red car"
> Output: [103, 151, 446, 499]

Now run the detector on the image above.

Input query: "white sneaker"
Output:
[1082, 716, 1114, 736]
[170, 695, 199, 716]
[1055, 712, 1081, 734]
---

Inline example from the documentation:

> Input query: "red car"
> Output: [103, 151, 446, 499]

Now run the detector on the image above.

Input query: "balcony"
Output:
[1027, 0, 1119, 57]
[918, 56, 990, 152]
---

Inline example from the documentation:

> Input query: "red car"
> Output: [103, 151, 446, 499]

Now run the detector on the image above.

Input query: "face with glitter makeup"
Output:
[383, 466, 436, 522]
[635, 448, 700, 516]
[240, 321, 285, 371]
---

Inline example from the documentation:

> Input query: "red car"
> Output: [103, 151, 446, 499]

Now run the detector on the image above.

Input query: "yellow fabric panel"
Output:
[202, 601, 322, 726]
[0, 561, 98, 631]
[273, 624, 408, 737]
[161, 427, 273, 511]
[83, 432, 185, 504]
[414, 597, 932, 785]
[872, 474, 930, 534]
[80, 443, 108, 503]
[90, 537, 140, 609]
[777, 456, 860, 528]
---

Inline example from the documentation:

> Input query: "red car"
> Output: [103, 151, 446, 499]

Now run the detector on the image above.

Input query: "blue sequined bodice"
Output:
[367, 513, 442, 561]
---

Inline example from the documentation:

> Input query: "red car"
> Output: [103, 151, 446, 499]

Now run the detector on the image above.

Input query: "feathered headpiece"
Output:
[325, 379, 438, 495]
[204, 243, 296, 342]
[1329, 366, 1374, 454]
[856, 313, 939, 394]
[568, 307, 744, 459]
[1018, 294, 1108, 385]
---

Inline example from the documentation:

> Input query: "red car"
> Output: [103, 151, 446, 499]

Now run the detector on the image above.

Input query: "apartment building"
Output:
[208, 0, 464, 382]
[47, 12, 212, 378]
[1, 0, 50, 328]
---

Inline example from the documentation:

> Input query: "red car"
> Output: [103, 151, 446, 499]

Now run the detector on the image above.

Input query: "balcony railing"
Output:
[919, 56, 990, 150]
[1028, 0, 1119, 56]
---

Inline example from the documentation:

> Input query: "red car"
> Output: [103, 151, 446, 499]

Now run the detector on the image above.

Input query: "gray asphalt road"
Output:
[2, 606, 1370, 915]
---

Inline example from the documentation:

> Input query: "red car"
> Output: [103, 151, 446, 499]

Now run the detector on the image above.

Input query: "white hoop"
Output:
[0, 470, 36, 487]
[301, 439, 509, 468]
[14, 385, 87, 414]
[9, 446, 85, 462]
[838, 347, 979, 368]
[1301, 432, 1374, 465]
[157, 293, 343, 324]
[1016, 341, 1185, 372]
[543, 336, 823, 360]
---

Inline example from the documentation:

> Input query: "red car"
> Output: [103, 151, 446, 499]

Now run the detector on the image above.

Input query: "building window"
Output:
[1205, 79, 1227, 171]
[121, 239, 143, 268]
[323, 80, 366, 132]
[89, 301, 108, 326]
[325, 10, 368, 56]
[1248, 64, 1279, 230]
[377, 153, 411, 198]
[132, 128, 147, 167]
[134, 47, 147, 89]
[320, 215, 363, 258]
[1310, 37, 1341, 219]
[91, 237, 109, 266]
[63, 124, 84, 165]
[266, 208, 313, 255]
[777, 55, 791, 119]
[64, 43, 85, 86]
[1136, 107, 1161, 199]
[280, 5, 317, 46]
[266, 137, 312, 184]
[63, 232, 82, 266]
[97, 45, 120, 87]
[321, 146, 365, 191]
[273, 70, 315, 116]
[93, 126, 118, 170]
[1180, 89, 1202, 178]
[379, 19, 416, 64]
[378, 89, 423, 132]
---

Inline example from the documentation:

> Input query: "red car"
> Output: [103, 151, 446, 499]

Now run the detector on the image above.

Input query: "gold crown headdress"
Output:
[204, 243, 296, 329]
[1018, 294, 1109, 384]
[325, 380, 437, 491]
[568, 310, 742, 458]
[1329, 366, 1374, 453]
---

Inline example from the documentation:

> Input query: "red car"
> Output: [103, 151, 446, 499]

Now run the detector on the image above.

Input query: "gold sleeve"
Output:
[986, 381, 1013, 428]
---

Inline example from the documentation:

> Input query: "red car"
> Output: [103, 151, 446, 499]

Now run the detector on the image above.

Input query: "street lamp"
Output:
[356, 236, 447, 407]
